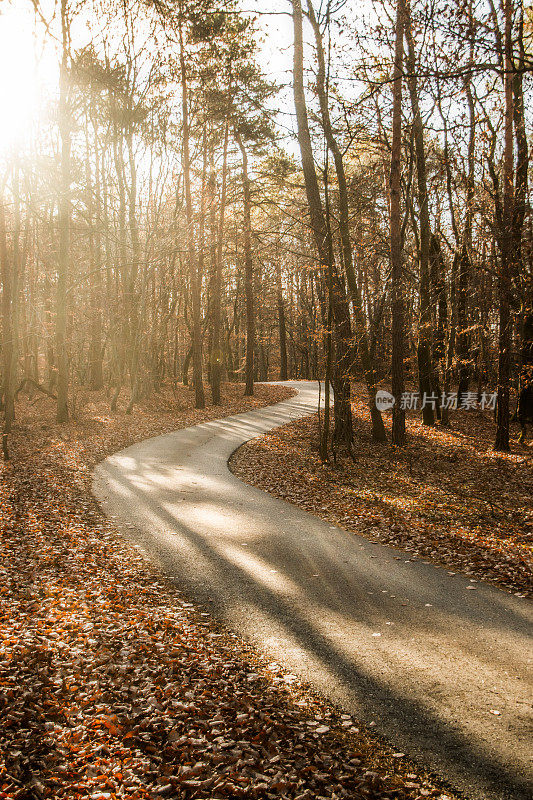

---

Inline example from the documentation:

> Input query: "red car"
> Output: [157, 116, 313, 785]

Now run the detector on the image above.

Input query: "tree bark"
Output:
[457, 11, 476, 405]
[56, 0, 70, 423]
[87, 117, 103, 390]
[211, 118, 229, 404]
[110, 95, 127, 410]
[429, 233, 447, 417]
[179, 12, 205, 408]
[511, 7, 529, 286]
[307, 0, 386, 442]
[234, 130, 255, 397]
[319, 270, 333, 462]
[390, 0, 406, 446]
[495, 0, 514, 451]
[291, 0, 353, 451]
[404, 0, 434, 426]
[275, 251, 288, 380]
[0, 196, 15, 458]
[125, 125, 143, 409]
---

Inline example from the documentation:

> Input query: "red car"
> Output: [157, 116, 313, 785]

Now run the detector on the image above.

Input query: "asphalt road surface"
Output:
[93, 381, 533, 800]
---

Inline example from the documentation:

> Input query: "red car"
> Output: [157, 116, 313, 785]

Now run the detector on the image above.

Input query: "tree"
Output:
[0, 0, 529, 460]
[179, 5, 205, 409]
[403, 0, 434, 427]
[494, 0, 514, 451]
[234, 129, 255, 396]
[307, 0, 386, 443]
[56, 0, 71, 423]
[390, 0, 406, 446]
[291, 0, 354, 453]
[1, 191, 16, 458]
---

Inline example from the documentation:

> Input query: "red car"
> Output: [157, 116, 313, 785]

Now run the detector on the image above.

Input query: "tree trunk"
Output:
[404, 0, 434, 426]
[0, 196, 15, 458]
[211, 118, 229, 404]
[390, 0, 406, 446]
[275, 253, 288, 380]
[495, 0, 514, 451]
[179, 13, 205, 408]
[429, 234, 447, 419]
[291, 0, 353, 451]
[457, 20, 476, 405]
[110, 105, 127, 410]
[56, 0, 70, 423]
[456, 243, 471, 404]
[511, 6, 529, 286]
[307, 0, 386, 442]
[234, 130, 255, 397]
[125, 127, 143, 408]
[319, 272, 333, 462]
[441, 251, 459, 426]
[88, 118, 103, 390]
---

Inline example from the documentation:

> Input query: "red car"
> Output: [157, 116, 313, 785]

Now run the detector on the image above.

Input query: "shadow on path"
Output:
[94, 383, 533, 800]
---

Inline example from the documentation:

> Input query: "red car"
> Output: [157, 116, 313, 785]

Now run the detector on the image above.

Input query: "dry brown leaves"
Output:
[0, 382, 451, 800]
[231, 383, 532, 598]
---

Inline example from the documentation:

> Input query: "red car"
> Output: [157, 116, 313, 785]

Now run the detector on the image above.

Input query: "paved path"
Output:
[93, 382, 532, 800]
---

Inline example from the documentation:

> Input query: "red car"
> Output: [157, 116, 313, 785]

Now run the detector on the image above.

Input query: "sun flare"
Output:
[0, 5, 55, 154]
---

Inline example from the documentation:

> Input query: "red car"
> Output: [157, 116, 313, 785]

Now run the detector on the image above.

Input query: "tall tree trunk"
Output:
[125, 127, 143, 409]
[457, 9, 476, 405]
[88, 118, 103, 390]
[513, 10, 530, 370]
[0, 196, 15, 459]
[18, 221, 30, 384]
[404, 0, 434, 426]
[512, 6, 529, 288]
[234, 130, 254, 397]
[179, 12, 205, 408]
[307, 0, 386, 442]
[319, 269, 333, 462]
[182, 344, 192, 386]
[390, 0, 406, 446]
[56, 0, 70, 423]
[495, 0, 514, 451]
[441, 251, 459, 426]
[110, 104, 128, 411]
[275, 250, 288, 380]
[429, 233, 447, 413]
[456, 243, 471, 404]
[291, 0, 353, 451]
[211, 117, 229, 404]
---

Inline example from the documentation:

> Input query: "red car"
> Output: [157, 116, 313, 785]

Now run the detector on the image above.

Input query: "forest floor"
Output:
[0, 381, 455, 800]
[231, 383, 533, 598]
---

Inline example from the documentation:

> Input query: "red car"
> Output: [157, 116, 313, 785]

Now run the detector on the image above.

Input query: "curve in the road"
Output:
[93, 381, 533, 800]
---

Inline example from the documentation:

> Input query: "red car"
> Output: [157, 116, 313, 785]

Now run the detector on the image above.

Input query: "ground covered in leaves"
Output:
[0, 382, 454, 800]
[231, 383, 532, 597]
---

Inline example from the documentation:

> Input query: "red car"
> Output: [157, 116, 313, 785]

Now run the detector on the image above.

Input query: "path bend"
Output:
[93, 381, 532, 800]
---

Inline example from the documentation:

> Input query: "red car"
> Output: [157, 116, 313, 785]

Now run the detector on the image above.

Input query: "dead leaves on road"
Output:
[0, 382, 450, 800]
[231, 384, 532, 597]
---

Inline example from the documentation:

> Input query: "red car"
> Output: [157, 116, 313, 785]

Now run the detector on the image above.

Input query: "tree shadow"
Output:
[95, 445, 533, 800]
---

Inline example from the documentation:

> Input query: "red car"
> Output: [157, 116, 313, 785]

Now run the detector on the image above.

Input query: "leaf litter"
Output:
[0, 382, 454, 800]
[231, 383, 532, 597]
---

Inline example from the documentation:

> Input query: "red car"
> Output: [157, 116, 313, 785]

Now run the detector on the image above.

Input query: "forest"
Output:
[0, 0, 531, 455]
[0, 1, 531, 800]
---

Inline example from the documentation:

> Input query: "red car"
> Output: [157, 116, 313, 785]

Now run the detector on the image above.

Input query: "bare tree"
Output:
[391, 0, 406, 446]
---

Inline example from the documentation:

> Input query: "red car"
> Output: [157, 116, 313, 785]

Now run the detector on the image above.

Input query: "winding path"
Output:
[93, 381, 532, 800]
